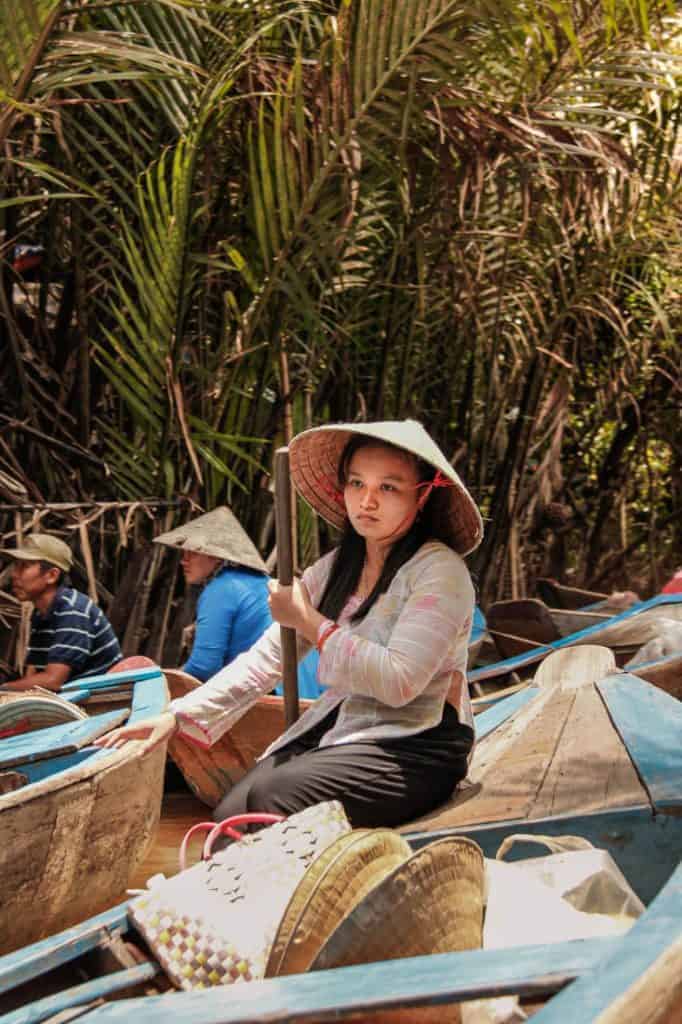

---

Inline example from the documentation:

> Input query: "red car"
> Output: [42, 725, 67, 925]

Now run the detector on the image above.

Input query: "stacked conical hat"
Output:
[266, 831, 484, 1022]
[265, 829, 413, 977]
[309, 836, 484, 969]
[0, 689, 87, 736]
[154, 507, 267, 574]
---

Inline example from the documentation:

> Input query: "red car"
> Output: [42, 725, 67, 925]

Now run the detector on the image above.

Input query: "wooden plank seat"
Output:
[0, 710, 129, 771]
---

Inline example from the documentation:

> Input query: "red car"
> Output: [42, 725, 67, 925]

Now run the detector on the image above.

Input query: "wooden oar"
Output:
[274, 447, 300, 728]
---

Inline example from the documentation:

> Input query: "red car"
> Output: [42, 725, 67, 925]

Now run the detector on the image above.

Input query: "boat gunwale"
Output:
[0, 671, 168, 812]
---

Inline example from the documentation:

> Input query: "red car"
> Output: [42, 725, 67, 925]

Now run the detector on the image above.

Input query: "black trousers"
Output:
[212, 704, 473, 828]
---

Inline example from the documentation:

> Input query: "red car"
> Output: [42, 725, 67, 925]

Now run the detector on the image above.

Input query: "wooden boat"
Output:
[0, 645, 680, 1020]
[470, 592, 682, 684]
[1, 649, 680, 1023]
[165, 669, 314, 807]
[627, 651, 682, 699]
[535, 577, 610, 610]
[404, 645, 682, 907]
[165, 669, 525, 808]
[486, 597, 610, 659]
[1, 861, 678, 1023]
[0, 664, 169, 955]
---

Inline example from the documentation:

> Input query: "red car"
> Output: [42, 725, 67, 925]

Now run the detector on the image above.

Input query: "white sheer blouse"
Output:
[170, 540, 475, 756]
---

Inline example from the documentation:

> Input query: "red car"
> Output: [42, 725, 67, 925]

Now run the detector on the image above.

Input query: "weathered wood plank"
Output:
[129, 674, 168, 721]
[2, 962, 160, 1024]
[0, 711, 128, 770]
[410, 647, 635, 832]
[532, 684, 644, 818]
[57, 937, 622, 1024]
[0, 905, 129, 994]
[61, 666, 162, 692]
[471, 687, 538, 741]
[530, 862, 682, 1023]
[598, 673, 682, 811]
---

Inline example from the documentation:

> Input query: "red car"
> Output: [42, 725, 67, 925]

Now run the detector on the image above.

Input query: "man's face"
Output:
[11, 561, 59, 603]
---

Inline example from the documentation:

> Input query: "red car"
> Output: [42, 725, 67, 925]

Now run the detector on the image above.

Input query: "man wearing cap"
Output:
[1, 533, 122, 692]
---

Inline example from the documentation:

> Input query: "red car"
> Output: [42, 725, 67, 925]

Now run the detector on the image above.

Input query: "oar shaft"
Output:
[274, 447, 300, 727]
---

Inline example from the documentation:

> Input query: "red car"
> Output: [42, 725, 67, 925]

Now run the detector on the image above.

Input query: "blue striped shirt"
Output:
[27, 586, 122, 678]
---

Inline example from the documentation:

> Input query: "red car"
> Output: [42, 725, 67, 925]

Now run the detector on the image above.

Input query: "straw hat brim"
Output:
[153, 507, 267, 574]
[266, 829, 412, 978]
[289, 421, 483, 556]
[310, 836, 484, 971]
[0, 543, 72, 573]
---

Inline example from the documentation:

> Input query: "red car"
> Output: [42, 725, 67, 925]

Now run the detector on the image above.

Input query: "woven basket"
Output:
[129, 801, 350, 991]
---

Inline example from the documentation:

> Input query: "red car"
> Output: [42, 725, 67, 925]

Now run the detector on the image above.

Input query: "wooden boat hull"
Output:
[470, 593, 682, 686]
[165, 669, 314, 808]
[1, 645, 680, 1020]
[1, 845, 679, 1024]
[165, 669, 509, 809]
[0, 667, 168, 954]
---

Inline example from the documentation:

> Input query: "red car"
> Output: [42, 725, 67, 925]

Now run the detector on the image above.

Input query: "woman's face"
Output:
[344, 444, 421, 545]
[180, 550, 222, 584]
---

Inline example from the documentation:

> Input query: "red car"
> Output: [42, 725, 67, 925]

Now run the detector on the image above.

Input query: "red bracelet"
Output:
[317, 622, 339, 653]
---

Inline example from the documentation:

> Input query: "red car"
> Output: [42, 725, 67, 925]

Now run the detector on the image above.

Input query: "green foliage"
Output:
[1, 0, 680, 596]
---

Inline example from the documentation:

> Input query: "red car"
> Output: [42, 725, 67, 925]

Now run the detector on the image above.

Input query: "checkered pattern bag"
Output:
[129, 801, 350, 990]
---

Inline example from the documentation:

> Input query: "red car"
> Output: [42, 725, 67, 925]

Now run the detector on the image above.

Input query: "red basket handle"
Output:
[179, 812, 285, 871]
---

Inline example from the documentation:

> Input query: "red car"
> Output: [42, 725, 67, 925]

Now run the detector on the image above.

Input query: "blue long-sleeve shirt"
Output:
[183, 567, 272, 682]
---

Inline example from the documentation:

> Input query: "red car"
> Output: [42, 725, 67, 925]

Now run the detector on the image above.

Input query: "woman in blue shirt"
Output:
[156, 507, 322, 693]
[156, 508, 272, 682]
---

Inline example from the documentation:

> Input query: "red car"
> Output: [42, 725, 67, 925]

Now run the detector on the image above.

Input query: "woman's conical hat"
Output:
[309, 836, 484, 971]
[288, 420, 483, 556]
[266, 829, 412, 978]
[153, 507, 267, 574]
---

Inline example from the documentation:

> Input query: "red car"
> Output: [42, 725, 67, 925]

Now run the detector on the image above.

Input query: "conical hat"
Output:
[266, 829, 412, 978]
[289, 421, 483, 556]
[310, 836, 484, 971]
[153, 507, 267, 574]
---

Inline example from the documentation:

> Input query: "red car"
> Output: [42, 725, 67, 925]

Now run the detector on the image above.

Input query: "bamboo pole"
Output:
[0, 501, 188, 512]
[78, 513, 99, 604]
[274, 447, 299, 728]
[13, 512, 29, 674]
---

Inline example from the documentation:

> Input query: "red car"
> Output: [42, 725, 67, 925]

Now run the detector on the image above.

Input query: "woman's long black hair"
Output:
[316, 435, 456, 623]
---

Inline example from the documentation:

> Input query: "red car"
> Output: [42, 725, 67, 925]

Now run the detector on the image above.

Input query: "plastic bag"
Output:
[494, 834, 644, 919]
[463, 834, 642, 1024]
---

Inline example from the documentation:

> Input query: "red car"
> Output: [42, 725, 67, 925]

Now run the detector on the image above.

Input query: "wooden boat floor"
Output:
[128, 791, 206, 890]
[405, 680, 646, 834]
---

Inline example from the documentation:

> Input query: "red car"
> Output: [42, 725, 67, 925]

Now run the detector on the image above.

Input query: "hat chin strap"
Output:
[318, 469, 455, 547]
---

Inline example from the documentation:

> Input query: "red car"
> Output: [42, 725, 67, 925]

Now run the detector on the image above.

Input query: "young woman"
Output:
[97, 420, 483, 828]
